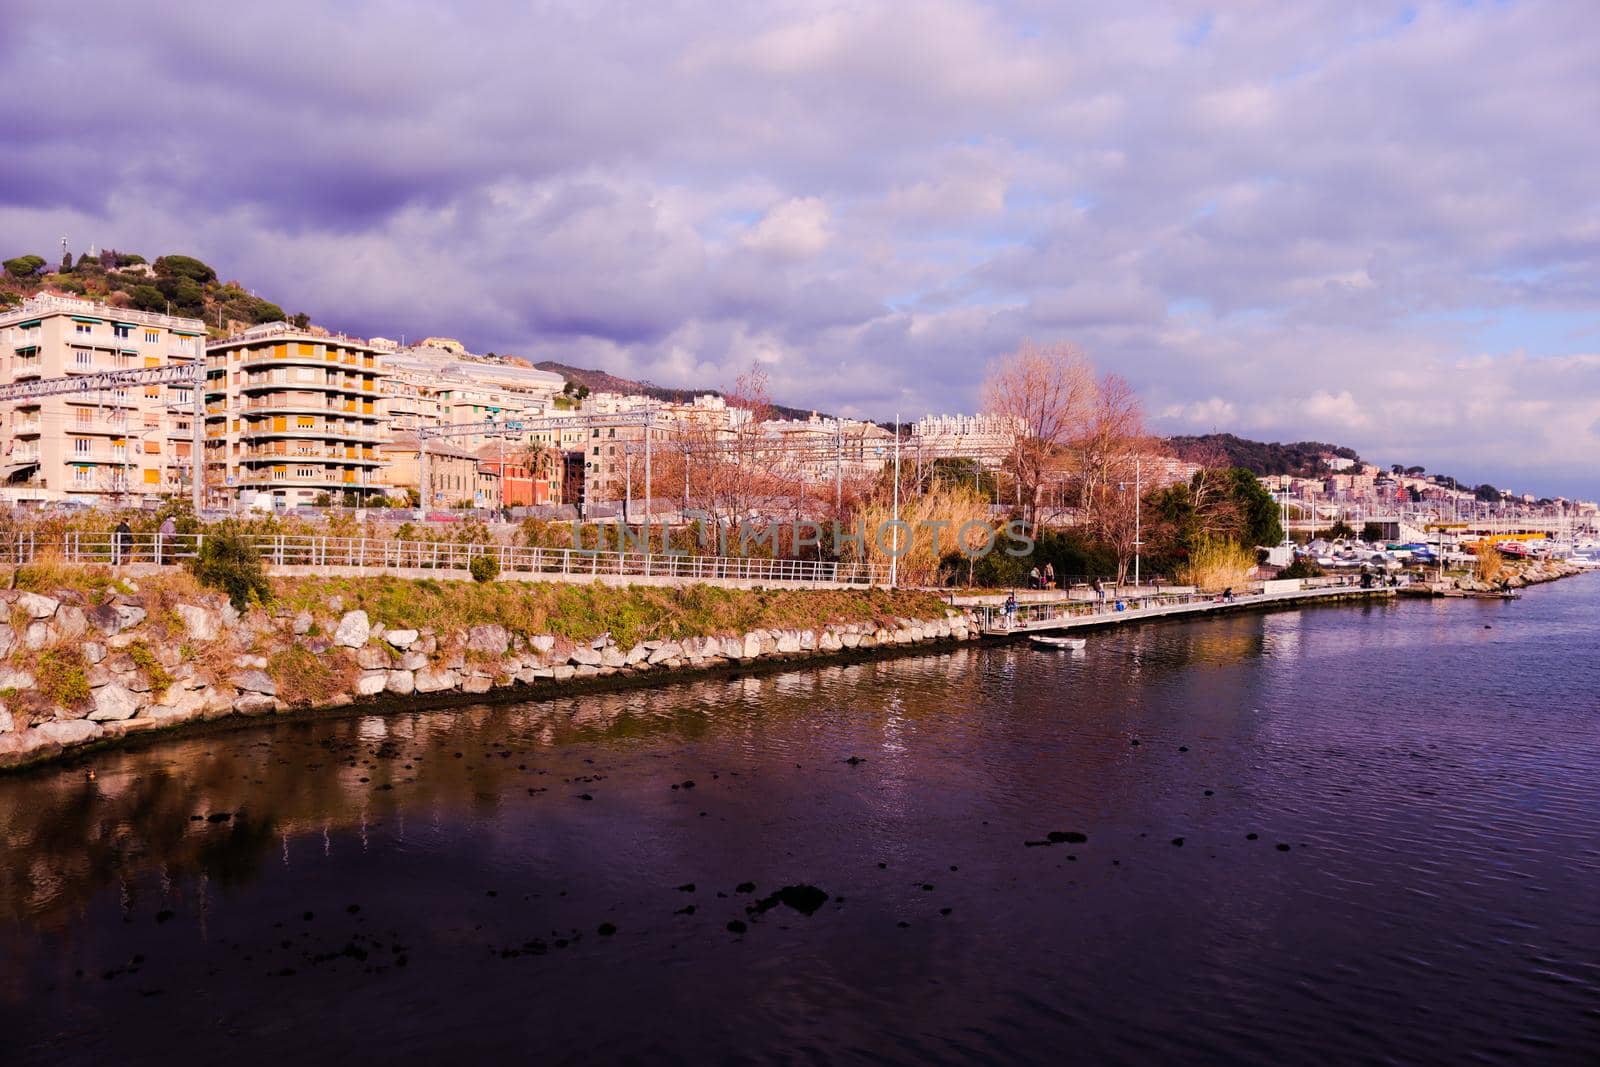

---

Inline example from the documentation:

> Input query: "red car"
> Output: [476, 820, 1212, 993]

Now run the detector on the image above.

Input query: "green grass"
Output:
[273, 576, 950, 649]
[126, 639, 173, 694]
[36, 648, 90, 708]
[268, 644, 357, 707]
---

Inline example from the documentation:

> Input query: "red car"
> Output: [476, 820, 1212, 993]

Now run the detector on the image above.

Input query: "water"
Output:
[2, 578, 1598, 1065]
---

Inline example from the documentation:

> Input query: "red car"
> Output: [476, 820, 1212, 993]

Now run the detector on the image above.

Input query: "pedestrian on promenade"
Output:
[113, 519, 133, 566]
[1044, 562, 1055, 589]
[158, 515, 177, 565]
[1094, 577, 1106, 610]
[1029, 565, 1041, 589]
[1004, 591, 1017, 628]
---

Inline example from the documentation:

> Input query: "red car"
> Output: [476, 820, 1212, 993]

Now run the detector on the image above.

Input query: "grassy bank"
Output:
[272, 576, 950, 648]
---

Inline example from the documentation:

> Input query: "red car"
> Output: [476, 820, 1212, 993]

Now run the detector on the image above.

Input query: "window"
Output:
[114, 324, 132, 340]
[74, 467, 94, 485]
[297, 467, 317, 479]
[75, 322, 92, 335]
[144, 330, 160, 344]
[75, 349, 92, 367]
[73, 439, 92, 456]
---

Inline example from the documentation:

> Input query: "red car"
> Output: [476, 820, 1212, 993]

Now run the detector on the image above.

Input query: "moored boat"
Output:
[1030, 635, 1087, 651]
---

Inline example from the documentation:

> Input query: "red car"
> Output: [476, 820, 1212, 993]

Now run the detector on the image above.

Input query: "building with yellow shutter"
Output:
[204, 322, 387, 507]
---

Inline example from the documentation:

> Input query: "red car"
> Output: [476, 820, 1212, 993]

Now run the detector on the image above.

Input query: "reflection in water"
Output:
[1, 582, 1598, 1064]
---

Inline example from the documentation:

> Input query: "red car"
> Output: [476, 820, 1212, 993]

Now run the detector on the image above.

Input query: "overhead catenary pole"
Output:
[1134, 453, 1141, 588]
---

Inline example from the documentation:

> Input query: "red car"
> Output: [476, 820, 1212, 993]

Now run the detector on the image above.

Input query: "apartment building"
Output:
[0, 295, 205, 505]
[204, 323, 387, 507]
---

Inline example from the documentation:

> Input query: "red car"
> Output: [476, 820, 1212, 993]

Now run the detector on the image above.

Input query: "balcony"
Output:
[243, 445, 381, 464]
[239, 422, 381, 443]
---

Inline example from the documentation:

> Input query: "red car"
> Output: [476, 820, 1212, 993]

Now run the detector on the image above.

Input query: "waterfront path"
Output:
[975, 582, 1395, 637]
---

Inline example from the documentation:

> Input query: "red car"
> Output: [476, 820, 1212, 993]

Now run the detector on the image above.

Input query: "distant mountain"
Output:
[1163, 433, 1361, 477]
[532, 360, 828, 422]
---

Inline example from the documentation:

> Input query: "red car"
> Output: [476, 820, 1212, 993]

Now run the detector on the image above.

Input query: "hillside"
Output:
[1164, 433, 1361, 477]
[2, 248, 305, 340]
[534, 360, 829, 422]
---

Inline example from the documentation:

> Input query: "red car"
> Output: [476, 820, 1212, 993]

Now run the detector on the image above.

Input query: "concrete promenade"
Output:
[976, 583, 1396, 637]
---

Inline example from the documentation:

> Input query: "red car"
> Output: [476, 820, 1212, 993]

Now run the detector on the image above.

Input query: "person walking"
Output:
[1093, 577, 1106, 611]
[113, 519, 133, 566]
[1029, 565, 1041, 590]
[1003, 591, 1017, 628]
[1043, 562, 1055, 589]
[158, 515, 177, 565]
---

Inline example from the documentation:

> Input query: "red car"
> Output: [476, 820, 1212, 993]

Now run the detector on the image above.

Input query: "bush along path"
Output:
[0, 577, 975, 770]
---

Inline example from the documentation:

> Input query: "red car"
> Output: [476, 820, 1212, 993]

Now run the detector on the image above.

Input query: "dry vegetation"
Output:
[274, 576, 949, 648]
[1176, 535, 1256, 591]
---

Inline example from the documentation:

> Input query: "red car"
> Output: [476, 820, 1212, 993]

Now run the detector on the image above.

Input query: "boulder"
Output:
[0, 667, 36, 690]
[175, 603, 220, 641]
[385, 669, 416, 695]
[88, 682, 140, 722]
[601, 647, 628, 668]
[35, 719, 102, 745]
[647, 642, 683, 665]
[23, 621, 50, 650]
[0, 705, 12, 734]
[529, 634, 556, 655]
[86, 604, 121, 636]
[114, 603, 148, 629]
[355, 672, 389, 696]
[741, 632, 762, 659]
[234, 693, 277, 715]
[230, 670, 277, 696]
[466, 624, 510, 656]
[82, 641, 107, 665]
[54, 605, 88, 641]
[356, 645, 391, 670]
[775, 631, 801, 654]
[413, 667, 458, 693]
[720, 636, 743, 659]
[395, 650, 428, 672]
[292, 610, 314, 635]
[334, 611, 371, 648]
[462, 675, 494, 694]
[386, 628, 419, 650]
[552, 665, 575, 681]
[16, 592, 59, 619]
[569, 645, 602, 667]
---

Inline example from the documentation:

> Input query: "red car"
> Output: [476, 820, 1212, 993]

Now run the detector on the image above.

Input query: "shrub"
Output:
[127, 639, 174, 694]
[37, 648, 91, 708]
[268, 645, 355, 707]
[189, 522, 271, 611]
[469, 553, 501, 583]
[1278, 557, 1325, 580]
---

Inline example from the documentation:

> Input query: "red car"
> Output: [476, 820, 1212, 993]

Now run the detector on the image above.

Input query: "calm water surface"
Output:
[2, 578, 1598, 1065]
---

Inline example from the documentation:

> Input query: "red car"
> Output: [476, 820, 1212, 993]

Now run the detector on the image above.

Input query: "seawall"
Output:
[0, 582, 978, 771]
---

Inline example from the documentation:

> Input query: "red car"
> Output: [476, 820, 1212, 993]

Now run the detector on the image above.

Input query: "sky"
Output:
[3, 0, 1598, 498]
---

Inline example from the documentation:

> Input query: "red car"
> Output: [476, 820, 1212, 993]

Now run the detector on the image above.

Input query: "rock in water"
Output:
[750, 884, 830, 917]
[1046, 831, 1088, 844]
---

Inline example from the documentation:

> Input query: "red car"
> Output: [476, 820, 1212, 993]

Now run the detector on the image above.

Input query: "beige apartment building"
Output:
[204, 323, 387, 507]
[0, 295, 205, 505]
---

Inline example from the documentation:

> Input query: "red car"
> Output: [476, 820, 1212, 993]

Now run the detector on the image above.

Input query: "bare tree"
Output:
[982, 339, 1096, 532]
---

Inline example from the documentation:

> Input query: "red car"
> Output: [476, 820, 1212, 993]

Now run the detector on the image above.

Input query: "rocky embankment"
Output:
[1441, 557, 1586, 594]
[0, 586, 976, 770]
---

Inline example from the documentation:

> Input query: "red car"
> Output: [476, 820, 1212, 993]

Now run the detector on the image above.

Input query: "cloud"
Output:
[4, 0, 1599, 497]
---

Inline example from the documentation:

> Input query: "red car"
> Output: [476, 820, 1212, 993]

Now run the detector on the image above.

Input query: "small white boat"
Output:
[1030, 635, 1086, 651]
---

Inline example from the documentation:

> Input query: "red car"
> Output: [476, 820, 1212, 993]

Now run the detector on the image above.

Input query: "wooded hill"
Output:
[2, 249, 304, 339]
[1163, 433, 1361, 477]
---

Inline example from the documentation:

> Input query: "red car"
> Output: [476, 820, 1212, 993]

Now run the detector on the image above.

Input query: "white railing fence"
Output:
[0, 531, 894, 587]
